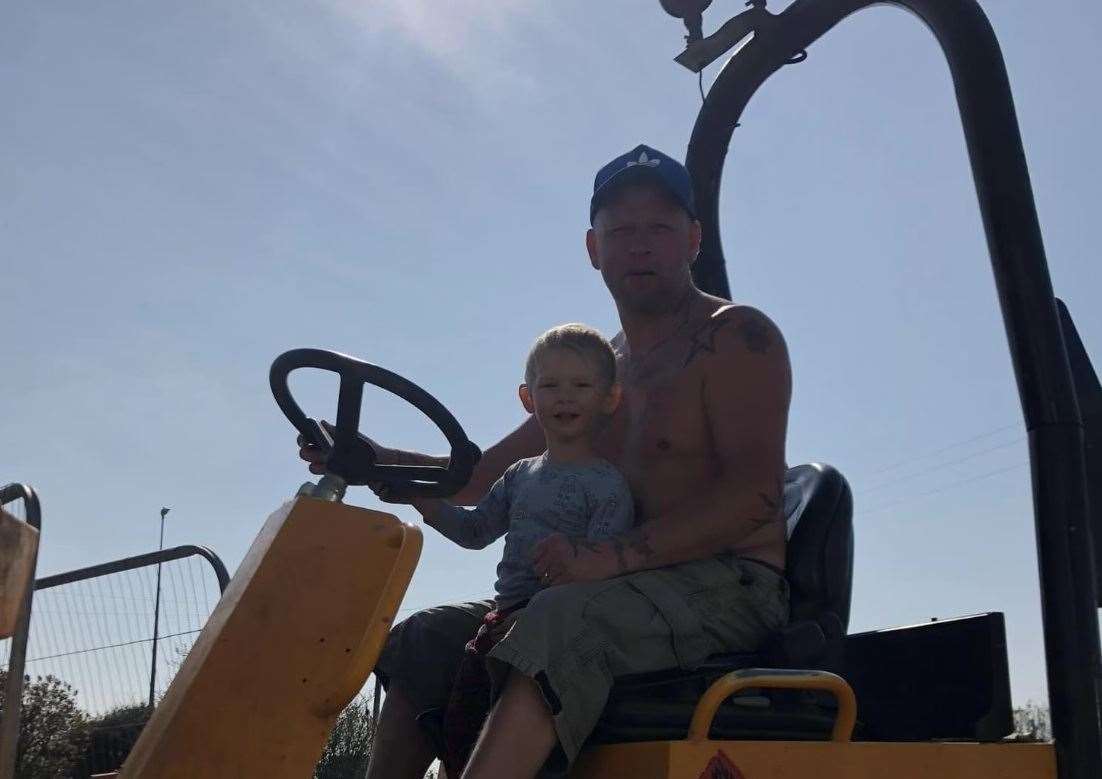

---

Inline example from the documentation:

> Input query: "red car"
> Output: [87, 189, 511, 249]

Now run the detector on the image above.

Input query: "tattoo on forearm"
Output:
[746, 479, 784, 532]
[567, 537, 601, 558]
[388, 449, 448, 468]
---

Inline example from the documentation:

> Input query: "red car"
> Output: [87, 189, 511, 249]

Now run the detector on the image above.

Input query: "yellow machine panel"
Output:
[573, 671, 1056, 779]
[120, 495, 421, 778]
[0, 508, 39, 640]
[573, 740, 1057, 779]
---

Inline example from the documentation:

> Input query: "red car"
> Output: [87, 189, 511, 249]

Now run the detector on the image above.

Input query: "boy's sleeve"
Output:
[424, 467, 513, 550]
[586, 472, 635, 541]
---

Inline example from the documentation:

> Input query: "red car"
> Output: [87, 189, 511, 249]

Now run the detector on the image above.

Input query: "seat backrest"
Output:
[782, 463, 854, 629]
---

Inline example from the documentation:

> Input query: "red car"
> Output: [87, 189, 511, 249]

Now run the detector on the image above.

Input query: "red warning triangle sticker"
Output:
[698, 750, 747, 779]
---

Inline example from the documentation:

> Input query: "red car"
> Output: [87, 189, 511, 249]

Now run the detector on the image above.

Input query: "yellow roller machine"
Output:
[121, 0, 1101, 776]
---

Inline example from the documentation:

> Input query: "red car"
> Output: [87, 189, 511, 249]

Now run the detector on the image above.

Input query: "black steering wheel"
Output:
[270, 348, 481, 500]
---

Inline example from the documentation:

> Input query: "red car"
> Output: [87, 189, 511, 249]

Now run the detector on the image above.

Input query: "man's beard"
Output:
[609, 274, 691, 317]
[616, 287, 674, 315]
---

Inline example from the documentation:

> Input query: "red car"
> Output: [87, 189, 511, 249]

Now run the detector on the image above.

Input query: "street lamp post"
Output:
[148, 507, 170, 708]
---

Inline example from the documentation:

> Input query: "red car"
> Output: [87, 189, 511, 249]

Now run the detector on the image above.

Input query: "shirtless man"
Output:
[300, 144, 791, 778]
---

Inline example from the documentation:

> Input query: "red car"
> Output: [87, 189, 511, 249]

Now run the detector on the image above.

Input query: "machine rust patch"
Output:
[698, 750, 746, 778]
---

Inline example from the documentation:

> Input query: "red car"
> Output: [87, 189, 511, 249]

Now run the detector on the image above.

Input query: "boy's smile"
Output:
[521, 348, 620, 454]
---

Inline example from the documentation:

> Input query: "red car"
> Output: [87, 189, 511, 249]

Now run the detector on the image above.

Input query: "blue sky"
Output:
[3, 0, 1100, 709]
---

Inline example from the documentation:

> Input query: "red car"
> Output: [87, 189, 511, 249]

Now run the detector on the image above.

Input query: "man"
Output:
[300, 144, 792, 778]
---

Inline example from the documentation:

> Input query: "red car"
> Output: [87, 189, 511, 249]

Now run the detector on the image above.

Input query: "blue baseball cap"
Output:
[590, 144, 697, 224]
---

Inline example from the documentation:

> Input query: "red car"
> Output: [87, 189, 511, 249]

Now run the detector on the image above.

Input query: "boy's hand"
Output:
[532, 533, 620, 586]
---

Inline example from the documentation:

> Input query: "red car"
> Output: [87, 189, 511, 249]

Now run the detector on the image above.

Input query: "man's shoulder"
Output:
[709, 302, 783, 338]
[685, 303, 787, 366]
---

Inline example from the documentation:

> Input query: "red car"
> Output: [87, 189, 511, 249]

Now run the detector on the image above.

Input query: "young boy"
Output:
[398, 323, 635, 775]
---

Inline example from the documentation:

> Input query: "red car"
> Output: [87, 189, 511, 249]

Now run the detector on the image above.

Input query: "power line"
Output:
[863, 436, 1026, 494]
[862, 461, 1029, 517]
[867, 422, 1021, 476]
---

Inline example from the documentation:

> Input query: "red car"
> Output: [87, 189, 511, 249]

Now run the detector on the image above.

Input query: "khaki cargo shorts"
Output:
[375, 554, 788, 768]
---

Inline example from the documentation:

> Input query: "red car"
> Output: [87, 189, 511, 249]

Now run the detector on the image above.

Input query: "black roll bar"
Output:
[683, 1, 1101, 776]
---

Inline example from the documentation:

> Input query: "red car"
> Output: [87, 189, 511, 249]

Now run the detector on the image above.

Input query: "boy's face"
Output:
[520, 348, 620, 445]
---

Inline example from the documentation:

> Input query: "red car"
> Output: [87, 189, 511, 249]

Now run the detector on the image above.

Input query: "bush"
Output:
[89, 702, 153, 731]
[0, 670, 89, 778]
[1013, 702, 1051, 742]
[314, 695, 376, 779]
[85, 702, 154, 775]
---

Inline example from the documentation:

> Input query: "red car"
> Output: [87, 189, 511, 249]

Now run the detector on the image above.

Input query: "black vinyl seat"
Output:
[589, 462, 855, 744]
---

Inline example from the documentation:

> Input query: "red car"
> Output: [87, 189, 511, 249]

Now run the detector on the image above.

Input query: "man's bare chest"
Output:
[598, 366, 710, 464]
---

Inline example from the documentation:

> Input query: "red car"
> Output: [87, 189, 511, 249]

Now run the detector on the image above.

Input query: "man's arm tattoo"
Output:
[386, 448, 449, 468]
[567, 536, 602, 559]
[684, 312, 775, 367]
[736, 316, 773, 355]
[744, 479, 785, 533]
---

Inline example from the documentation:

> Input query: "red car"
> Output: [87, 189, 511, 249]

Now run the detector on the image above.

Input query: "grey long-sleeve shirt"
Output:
[425, 454, 635, 608]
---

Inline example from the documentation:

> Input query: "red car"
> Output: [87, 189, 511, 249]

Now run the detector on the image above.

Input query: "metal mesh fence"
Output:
[0, 543, 394, 776]
[0, 552, 222, 717]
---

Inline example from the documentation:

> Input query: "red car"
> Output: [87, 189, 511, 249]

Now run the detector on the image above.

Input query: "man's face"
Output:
[587, 181, 702, 315]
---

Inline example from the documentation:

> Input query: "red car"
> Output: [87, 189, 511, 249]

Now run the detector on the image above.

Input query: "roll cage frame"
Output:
[676, 1, 1101, 777]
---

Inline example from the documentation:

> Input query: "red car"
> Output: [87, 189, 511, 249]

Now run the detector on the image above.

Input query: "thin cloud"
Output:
[322, 0, 546, 93]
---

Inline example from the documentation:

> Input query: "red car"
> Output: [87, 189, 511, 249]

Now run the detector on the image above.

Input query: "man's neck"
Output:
[618, 286, 699, 356]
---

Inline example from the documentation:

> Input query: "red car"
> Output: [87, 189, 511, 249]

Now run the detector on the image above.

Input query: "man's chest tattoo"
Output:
[683, 314, 774, 367]
[684, 318, 731, 366]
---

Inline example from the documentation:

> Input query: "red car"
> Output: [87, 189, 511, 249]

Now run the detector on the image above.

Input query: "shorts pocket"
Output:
[625, 570, 713, 669]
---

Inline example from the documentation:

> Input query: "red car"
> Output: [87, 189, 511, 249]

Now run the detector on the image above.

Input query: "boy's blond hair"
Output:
[524, 324, 617, 388]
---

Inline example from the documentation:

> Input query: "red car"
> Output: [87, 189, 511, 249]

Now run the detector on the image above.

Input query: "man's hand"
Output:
[532, 533, 621, 586]
[296, 420, 384, 486]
